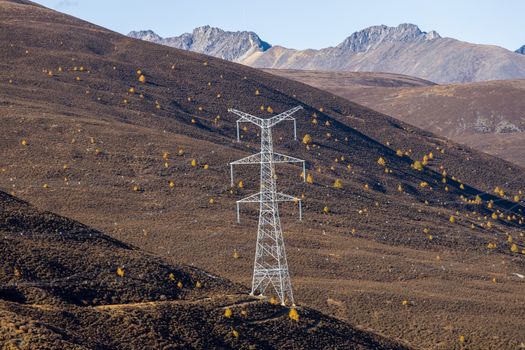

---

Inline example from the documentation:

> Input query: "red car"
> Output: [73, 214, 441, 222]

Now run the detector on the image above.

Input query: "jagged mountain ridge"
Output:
[335, 23, 440, 52]
[129, 25, 271, 62]
[129, 23, 525, 83]
[516, 45, 525, 54]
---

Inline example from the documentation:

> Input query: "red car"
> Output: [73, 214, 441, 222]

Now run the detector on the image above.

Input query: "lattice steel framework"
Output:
[229, 106, 305, 306]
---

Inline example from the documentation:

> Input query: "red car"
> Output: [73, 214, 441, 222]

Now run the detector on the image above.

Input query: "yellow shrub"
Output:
[333, 179, 343, 189]
[306, 173, 313, 184]
[288, 308, 299, 321]
[116, 267, 125, 277]
[191, 159, 197, 167]
[138, 74, 146, 83]
[302, 134, 312, 144]
[224, 308, 232, 318]
[377, 157, 386, 166]
[412, 161, 423, 171]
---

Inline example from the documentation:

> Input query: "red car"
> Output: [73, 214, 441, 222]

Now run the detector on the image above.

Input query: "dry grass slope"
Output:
[0, 190, 406, 349]
[266, 69, 525, 167]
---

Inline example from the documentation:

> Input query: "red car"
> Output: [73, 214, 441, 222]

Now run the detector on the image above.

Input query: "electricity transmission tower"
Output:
[229, 106, 305, 306]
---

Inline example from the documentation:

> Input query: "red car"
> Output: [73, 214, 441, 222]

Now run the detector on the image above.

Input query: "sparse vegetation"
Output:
[302, 134, 312, 144]
[306, 174, 314, 184]
[288, 308, 299, 321]
[412, 160, 423, 171]
[116, 267, 125, 277]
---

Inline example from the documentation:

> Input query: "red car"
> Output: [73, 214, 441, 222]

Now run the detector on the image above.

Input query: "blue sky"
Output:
[36, 0, 524, 51]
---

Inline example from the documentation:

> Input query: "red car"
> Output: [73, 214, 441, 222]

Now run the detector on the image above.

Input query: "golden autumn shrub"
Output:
[288, 308, 299, 321]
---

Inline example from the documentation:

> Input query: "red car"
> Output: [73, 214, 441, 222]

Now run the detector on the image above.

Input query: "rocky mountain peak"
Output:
[336, 23, 440, 52]
[128, 26, 271, 62]
[128, 29, 162, 43]
[516, 45, 525, 55]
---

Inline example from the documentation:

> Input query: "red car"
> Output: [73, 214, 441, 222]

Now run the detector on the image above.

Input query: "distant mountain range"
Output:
[516, 45, 525, 54]
[128, 24, 525, 84]
[128, 26, 270, 62]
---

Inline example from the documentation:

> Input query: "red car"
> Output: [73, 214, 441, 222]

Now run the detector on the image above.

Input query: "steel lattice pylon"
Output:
[229, 106, 305, 306]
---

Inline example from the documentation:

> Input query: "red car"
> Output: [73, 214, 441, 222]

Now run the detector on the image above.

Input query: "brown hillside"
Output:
[265, 69, 525, 167]
[1, 1, 524, 349]
[0, 190, 405, 349]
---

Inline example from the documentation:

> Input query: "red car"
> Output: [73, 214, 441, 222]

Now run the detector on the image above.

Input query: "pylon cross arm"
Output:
[236, 192, 302, 223]
[236, 192, 300, 203]
[231, 152, 303, 165]
[267, 106, 303, 128]
[228, 109, 264, 128]
[237, 192, 262, 203]
[274, 192, 300, 202]
[230, 152, 262, 165]
[272, 152, 304, 164]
